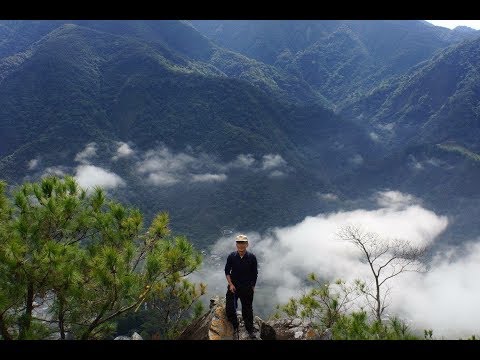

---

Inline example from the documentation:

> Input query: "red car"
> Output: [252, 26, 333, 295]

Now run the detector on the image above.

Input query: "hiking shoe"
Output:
[248, 331, 257, 340]
[233, 328, 240, 340]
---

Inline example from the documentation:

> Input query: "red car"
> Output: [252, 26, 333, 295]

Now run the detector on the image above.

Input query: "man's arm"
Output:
[251, 255, 258, 288]
[225, 254, 235, 292]
[224, 253, 232, 278]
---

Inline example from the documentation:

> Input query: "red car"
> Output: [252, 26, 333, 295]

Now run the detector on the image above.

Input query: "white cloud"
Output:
[112, 142, 134, 160]
[369, 132, 380, 142]
[41, 166, 68, 178]
[377, 123, 395, 132]
[146, 172, 179, 186]
[191, 173, 227, 183]
[261, 154, 287, 170]
[332, 141, 345, 150]
[318, 192, 339, 201]
[425, 20, 480, 30]
[408, 156, 454, 172]
[136, 146, 285, 186]
[229, 154, 256, 169]
[75, 165, 125, 191]
[393, 240, 480, 338]
[268, 170, 286, 178]
[27, 158, 39, 170]
[375, 190, 418, 209]
[349, 154, 364, 166]
[193, 190, 476, 337]
[408, 155, 424, 170]
[136, 146, 198, 187]
[74, 143, 97, 164]
[425, 158, 453, 170]
[426, 158, 442, 167]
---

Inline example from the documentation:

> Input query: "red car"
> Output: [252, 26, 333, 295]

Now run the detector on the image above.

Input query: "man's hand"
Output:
[229, 283, 236, 293]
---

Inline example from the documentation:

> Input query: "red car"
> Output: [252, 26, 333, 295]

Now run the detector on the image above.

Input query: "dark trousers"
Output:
[225, 285, 254, 332]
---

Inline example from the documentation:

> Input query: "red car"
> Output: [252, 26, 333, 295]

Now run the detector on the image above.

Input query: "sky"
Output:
[192, 190, 480, 339]
[426, 20, 480, 30]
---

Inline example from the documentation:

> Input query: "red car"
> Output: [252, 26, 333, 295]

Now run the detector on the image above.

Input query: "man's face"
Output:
[236, 241, 248, 251]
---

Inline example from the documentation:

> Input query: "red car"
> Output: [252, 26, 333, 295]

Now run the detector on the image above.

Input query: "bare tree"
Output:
[337, 224, 427, 322]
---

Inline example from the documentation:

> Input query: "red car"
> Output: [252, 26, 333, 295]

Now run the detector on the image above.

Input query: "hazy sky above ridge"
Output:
[426, 20, 480, 30]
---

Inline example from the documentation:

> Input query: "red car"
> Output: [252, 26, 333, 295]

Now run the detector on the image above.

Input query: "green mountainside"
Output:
[191, 20, 479, 106]
[1, 20, 479, 247]
[0, 21, 371, 247]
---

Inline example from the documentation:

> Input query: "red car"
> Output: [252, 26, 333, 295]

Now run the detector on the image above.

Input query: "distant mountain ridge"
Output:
[342, 36, 480, 152]
[190, 20, 480, 106]
[0, 20, 372, 247]
[1, 19, 479, 248]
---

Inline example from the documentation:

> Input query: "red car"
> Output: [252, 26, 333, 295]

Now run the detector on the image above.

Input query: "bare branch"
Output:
[338, 224, 428, 322]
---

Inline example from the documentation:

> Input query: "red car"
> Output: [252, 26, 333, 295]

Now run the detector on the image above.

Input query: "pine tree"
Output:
[0, 175, 205, 340]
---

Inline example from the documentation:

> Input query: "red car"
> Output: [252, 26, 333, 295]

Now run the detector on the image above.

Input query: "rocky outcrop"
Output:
[263, 317, 332, 340]
[177, 296, 260, 340]
[177, 296, 332, 340]
[114, 332, 143, 340]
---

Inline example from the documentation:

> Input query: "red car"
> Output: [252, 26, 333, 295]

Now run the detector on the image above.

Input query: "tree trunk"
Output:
[80, 315, 102, 340]
[375, 279, 381, 322]
[80, 303, 109, 340]
[0, 314, 13, 340]
[80, 301, 140, 339]
[58, 294, 65, 340]
[19, 281, 34, 339]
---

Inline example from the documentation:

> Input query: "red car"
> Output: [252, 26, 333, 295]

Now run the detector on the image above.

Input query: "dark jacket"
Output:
[224, 251, 258, 287]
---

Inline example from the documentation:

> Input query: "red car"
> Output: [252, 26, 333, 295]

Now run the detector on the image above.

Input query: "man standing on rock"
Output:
[224, 234, 258, 339]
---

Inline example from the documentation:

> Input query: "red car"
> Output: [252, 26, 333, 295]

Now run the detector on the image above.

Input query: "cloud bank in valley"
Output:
[191, 190, 480, 338]
[40, 142, 286, 191]
[75, 165, 125, 191]
[74, 142, 98, 164]
[27, 158, 39, 170]
[135, 145, 288, 186]
[112, 141, 135, 161]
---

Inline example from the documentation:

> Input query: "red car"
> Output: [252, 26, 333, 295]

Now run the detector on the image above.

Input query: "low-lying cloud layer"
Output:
[135, 145, 288, 186]
[27, 158, 39, 170]
[136, 147, 226, 186]
[317, 192, 339, 201]
[37, 143, 126, 191]
[393, 241, 480, 338]
[75, 165, 125, 191]
[349, 154, 364, 166]
[112, 141, 134, 161]
[261, 154, 286, 170]
[39, 142, 286, 191]
[192, 190, 480, 338]
[72, 142, 125, 191]
[74, 143, 97, 164]
[408, 154, 455, 171]
[191, 173, 227, 183]
[42, 166, 68, 178]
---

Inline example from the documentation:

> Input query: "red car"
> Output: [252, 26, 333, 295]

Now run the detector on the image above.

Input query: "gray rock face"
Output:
[114, 336, 132, 340]
[131, 332, 143, 340]
[291, 318, 302, 327]
[320, 328, 333, 340]
[260, 322, 276, 340]
[264, 319, 323, 340]
[114, 332, 143, 340]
